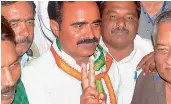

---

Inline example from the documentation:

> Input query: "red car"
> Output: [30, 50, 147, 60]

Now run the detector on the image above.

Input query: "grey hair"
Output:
[152, 9, 171, 46]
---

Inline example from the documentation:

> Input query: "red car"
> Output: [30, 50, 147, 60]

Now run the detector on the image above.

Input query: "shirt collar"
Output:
[52, 39, 104, 73]
[20, 53, 29, 68]
[99, 36, 137, 63]
[141, 1, 167, 20]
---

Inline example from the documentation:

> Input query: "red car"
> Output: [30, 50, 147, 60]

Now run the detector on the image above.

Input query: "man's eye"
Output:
[110, 15, 117, 20]
[26, 20, 34, 26]
[10, 22, 18, 28]
[73, 24, 83, 28]
[93, 22, 101, 27]
[127, 17, 133, 20]
[157, 48, 169, 54]
[126, 15, 136, 21]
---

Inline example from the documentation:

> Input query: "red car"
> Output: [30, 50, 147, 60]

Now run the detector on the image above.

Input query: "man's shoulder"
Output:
[131, 72, 157, 104]
[133, 72, 155, 95]
[134, 35, 154, 53]
[136, 72, 154, 86]
[134, 35, 153, 48]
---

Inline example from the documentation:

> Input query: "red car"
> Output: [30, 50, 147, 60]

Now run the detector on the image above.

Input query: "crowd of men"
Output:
[1, 1, 171, 104]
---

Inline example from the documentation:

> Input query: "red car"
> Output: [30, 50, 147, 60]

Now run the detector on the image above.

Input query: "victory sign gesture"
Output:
[80, 59, 107, 104]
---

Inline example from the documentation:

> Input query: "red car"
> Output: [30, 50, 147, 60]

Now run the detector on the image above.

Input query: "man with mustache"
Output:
[1, 1, 39, 68]
[1, 16, 21, 104]
[131, 9, 171, 104]
[21, 1, 118, 104]
[99, 1, 153, 104]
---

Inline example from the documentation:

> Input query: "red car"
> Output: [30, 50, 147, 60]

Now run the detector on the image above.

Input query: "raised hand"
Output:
[80, 59, 107, 104]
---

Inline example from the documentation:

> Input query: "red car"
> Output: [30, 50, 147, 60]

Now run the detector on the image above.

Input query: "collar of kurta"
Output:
[53, 38, 108, 74]
[99, 36, 138, 64]
[50, 38, 117, 104]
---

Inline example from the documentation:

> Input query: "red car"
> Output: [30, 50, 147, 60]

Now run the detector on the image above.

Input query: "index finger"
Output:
[88, 59, 96, 89]
[81, 63, 89, 90]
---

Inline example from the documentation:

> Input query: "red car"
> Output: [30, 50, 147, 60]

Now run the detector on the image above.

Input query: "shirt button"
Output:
[147, 30, 149, 32]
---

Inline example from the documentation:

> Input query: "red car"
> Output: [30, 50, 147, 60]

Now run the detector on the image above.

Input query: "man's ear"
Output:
[50, 19, 60, 37]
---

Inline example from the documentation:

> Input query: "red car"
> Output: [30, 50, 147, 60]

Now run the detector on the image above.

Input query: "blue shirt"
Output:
[138, 1, 171, 40]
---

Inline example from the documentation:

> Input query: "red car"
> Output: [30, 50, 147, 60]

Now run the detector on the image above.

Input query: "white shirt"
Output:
[21, 40, 120, 104]
[99, 35, 154, 104]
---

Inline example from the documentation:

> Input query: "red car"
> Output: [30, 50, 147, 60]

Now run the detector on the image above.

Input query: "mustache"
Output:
[1, 86, 16, 95]
[16, 37, 32, 44]
[77, 37, 99, 45]
[111, 27, 129, 35]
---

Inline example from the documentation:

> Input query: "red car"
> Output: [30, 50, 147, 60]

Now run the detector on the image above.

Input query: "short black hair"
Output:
[1, 1, 36, 15]
[48, 1, 100, 25]
[1, 15, 16, 44]
[99, 1, 141, 19]
[48, 1, 74, 25]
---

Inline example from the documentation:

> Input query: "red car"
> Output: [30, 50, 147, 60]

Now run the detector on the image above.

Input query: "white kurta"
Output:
[100, 35, 154, 104]
[21, 40, 120, 104]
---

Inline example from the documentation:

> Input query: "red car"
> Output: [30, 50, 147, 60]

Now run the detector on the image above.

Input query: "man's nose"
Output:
[3, 67, 15, 86]
[86, 25, 95, 39]
[116, 17, 126, 29]
[18, 22, 29, 37]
